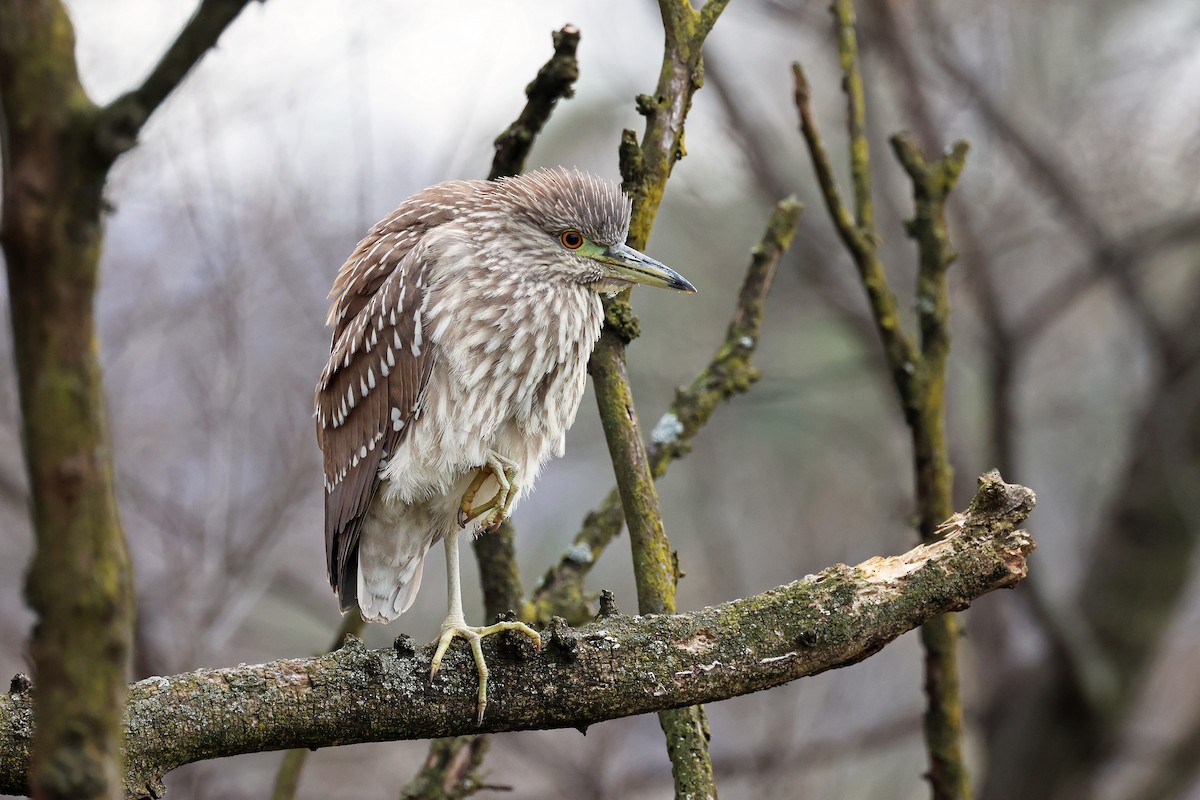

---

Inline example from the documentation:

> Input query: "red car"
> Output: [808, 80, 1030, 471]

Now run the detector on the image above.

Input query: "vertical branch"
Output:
[589, 1, 729, 796]
[0, 8, 132, 799]
[892, 135, 972, 800]
[834, 0, 875, 233]
[792, 3, 973, 798]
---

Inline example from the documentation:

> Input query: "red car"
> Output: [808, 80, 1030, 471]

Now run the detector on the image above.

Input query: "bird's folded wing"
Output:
[315, 243, 437, 600]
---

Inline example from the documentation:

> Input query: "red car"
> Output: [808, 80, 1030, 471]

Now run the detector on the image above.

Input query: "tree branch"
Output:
[794, 4, 974, 796]
[96, 0, 257, 160]
[591, 1, 732, 794]
[490, 24, 580, 179]
[0, 474, 1036, 800]
[792, 62, 919, 411]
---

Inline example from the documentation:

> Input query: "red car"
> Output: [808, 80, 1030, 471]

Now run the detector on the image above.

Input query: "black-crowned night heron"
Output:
[315, 168, 694, 721]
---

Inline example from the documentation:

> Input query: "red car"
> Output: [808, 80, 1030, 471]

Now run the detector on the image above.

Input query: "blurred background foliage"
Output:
[2, 0, 1199, 797]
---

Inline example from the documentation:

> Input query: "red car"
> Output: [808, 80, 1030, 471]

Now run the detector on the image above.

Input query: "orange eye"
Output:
[560, 229, 584, 249]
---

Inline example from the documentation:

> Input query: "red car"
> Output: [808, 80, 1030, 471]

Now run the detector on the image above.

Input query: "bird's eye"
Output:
[560, 230, 584, 249]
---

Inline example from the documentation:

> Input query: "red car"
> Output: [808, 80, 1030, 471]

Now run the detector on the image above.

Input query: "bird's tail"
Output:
[354, 513, 433, 623]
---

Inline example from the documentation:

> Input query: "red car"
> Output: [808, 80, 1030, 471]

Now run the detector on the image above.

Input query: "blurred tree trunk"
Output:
[982, 327, 1200, 799]
[0, 3, 134, 798]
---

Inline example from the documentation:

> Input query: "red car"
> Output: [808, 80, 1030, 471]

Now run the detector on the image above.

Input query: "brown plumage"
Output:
[314, 168, 694, 720]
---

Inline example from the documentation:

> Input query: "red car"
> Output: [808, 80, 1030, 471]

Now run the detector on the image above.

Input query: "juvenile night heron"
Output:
[315, 168, 694, 721]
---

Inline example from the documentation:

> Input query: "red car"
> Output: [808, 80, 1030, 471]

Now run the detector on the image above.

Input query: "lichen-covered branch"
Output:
[792, 3, 973, 797]
[590, 2, 733, 795]
[0, 475, 1035, 800]
[531, 198, 803, 626]
[890, 134, 971, 800]
[792, 62, 919, 414]
[0, 2, 251, 797]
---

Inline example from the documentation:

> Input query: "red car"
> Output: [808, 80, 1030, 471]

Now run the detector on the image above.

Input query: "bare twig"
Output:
[792, 62, 919, 410]
[792, 3, 974, 795]
[490, 24, 581, 179]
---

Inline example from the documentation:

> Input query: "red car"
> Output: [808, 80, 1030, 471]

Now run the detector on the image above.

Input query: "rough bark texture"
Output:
[0, 3, 259, 797]
[589, 2, 730, 796]
[0, 474, 1036, 800]
[0, 5, 134, 798]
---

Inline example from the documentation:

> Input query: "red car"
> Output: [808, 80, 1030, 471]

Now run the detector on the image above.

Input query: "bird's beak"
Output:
[597, 243, 696, 293]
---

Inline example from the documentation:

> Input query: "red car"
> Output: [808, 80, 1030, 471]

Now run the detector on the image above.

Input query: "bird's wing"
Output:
[315, 238, 439, 607]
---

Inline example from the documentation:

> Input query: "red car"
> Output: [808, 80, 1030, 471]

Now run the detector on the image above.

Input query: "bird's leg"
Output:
[456, 451, 520, 532]
[429, 528, 541, 724]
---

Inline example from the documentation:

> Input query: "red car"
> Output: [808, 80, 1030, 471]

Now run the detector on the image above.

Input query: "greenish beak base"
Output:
[598, 243, 696, 293]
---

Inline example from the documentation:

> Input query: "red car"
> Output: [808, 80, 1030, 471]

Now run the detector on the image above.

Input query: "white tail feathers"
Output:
[357, 540, 430, 622]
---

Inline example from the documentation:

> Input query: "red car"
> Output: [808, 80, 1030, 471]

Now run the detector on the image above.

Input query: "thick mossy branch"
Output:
[533, 199, 802, 627]
[0, 476, 1035, 800]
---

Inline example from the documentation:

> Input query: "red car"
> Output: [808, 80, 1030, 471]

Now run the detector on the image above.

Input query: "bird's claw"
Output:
[429, 618, 542, 725]
[457, 455, 519, 531]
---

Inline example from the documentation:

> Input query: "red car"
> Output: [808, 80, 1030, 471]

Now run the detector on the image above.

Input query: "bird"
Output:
[314, 167, 695, 722]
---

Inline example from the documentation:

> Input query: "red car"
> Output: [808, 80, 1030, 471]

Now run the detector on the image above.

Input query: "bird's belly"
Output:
[375, 378, 575, 523]
[375, 287, 598, 526]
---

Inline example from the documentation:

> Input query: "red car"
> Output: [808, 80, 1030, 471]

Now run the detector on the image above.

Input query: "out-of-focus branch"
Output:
[793, 63, 919, 414]
[590, 1, 731, 796]
[0, 1, 257, 797]
[529, 198, 803, 626]
[96, 0, 257, 160]
[1127, 700, 1200, 800]
[793, 3, 974, 796]
[0, 473, 1036, 800]
[399, 736, 495, 800]
[924, 31, 1176, 365]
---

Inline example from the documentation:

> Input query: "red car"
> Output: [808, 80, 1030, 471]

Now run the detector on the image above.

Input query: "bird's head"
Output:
[473, 168, 696, 296]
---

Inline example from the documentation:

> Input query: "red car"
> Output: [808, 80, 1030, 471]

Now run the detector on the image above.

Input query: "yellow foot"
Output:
[457, 453, 519, 533]
[429, 617, 542, 725]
